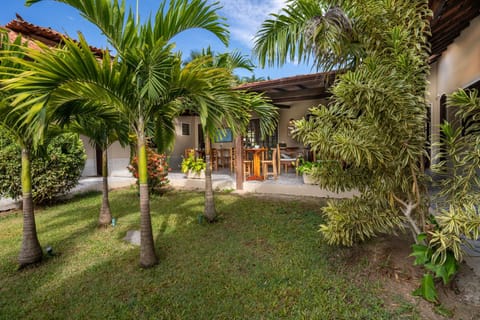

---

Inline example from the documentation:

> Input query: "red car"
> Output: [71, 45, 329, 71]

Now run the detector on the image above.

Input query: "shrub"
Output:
[0, 131, 86, 204]
[181, 153, 206, 174]
[127, 147, 170, 194]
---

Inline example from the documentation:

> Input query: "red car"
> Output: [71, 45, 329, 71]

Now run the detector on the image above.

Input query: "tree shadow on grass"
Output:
[0, 191, 398, 320]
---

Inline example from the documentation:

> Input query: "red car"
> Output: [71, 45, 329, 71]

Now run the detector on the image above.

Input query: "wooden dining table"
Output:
[244, 147, 266, 180]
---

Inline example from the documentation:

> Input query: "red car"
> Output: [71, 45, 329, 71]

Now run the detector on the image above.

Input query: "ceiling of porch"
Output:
[236, 71, 337, 108]
[429, 0, 480, 63]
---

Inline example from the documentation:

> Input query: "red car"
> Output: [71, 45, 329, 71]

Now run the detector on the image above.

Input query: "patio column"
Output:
[235, 135, 243, 190]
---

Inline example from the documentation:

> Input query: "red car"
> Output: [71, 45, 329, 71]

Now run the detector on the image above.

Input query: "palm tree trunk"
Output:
[18, 147, 42, 268]
[137, 120, 158, 268]
[204, 136, 217, 222]
[98, 147, 112, 226]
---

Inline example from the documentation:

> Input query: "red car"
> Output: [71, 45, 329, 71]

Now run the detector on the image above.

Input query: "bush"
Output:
[181, 153, 206, 174]
[0, 131, 86, 204]
[127, 147, 170, 194]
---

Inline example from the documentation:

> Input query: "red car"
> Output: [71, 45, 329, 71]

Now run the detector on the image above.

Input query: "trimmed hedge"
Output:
[0, 131, 86, 204]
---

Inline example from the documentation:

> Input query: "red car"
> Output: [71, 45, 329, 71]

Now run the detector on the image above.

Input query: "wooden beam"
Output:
[267, 87, 330, 103]
[235, 136, 243, 190]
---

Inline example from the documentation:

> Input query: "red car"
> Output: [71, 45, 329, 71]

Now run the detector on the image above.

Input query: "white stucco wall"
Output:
[108, 141, 131, 177]
[278, 99, 326, 147]
[80, 135, 97, 177]
[427, 16, 480, 162]
[170, 116, 198, 170]
[80, 135, 131, 177]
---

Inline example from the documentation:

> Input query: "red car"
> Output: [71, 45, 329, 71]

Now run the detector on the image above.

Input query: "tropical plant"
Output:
[0, 129, 86, 204]
[181, 154, 206, 174]
[67, 115, 130, 226]
[296, 159, 318, 175]
[255, 0, 431, 246]
[128, 146, 170, 194]
[2, 0, 232, 268]
[0, 31, 44, 267]
[181, 50, 278, 222]
[409, 88, 480, 301]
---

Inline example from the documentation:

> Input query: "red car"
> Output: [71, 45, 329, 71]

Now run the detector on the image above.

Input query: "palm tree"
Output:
[67, 115, 129, 226]
[6, 0, 231, 268]
[182, 49, 277, 222]
[254, 0, 375, 71]
[0, 32, 43, 267]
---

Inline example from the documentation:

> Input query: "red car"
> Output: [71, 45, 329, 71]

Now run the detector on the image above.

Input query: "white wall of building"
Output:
[277, 99, 327, 147]
[108, 141, 131, 177]
[427, 16, 480, 162]
[80, 135, 131, 177]
[80, 135, 97, 177]
[170, 115, 198, 170]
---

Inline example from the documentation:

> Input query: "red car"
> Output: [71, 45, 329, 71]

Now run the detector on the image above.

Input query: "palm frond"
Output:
[152, 0, 229, 45]
[26, 0, 137, 52]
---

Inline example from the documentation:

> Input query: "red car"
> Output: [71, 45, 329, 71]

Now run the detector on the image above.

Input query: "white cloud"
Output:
[214, 0, 287, 48]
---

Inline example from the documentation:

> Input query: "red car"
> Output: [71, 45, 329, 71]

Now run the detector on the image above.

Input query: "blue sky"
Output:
[0, 0, 313, 80]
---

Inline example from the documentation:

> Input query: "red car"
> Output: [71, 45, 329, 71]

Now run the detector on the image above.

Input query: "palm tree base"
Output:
[98, 208, 112, 227]
[18, 245, 43, 269]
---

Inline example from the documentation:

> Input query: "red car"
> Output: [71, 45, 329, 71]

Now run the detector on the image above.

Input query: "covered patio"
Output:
[173, 71, 339, 192]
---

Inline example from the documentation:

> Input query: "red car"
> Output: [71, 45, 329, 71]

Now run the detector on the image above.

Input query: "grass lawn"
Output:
[0, 189, 415, 319]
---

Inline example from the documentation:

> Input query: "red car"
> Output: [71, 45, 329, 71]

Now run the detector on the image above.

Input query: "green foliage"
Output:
[412, 273, 438, 303]
[413, 88, 480, 303]
[295, 159, 318, 175]
[128, 146, 170, 194]
[180, 154, 206, 174]
[0, 131, 86, 204]
[320, 194, 404, 246]
[411, 233, 459, 303]
[271, 0, 432, 246]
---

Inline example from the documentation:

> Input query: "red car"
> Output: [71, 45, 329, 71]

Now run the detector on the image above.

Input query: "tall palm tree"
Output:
[0, 32, 43, 267]
[182, 49, 277, 222]
[6, 0, 231, 268]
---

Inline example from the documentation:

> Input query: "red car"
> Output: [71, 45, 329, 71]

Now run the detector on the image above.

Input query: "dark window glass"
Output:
[182, 123, 190, 136]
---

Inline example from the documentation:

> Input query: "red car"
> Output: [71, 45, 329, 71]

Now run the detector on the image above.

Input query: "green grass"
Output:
[1, 189, 405, 319]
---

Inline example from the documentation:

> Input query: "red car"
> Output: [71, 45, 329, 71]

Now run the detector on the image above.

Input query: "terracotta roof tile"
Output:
[2, 18, 104, 57]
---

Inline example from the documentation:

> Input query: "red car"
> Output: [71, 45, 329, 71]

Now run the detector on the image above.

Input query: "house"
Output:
[2, 18, 132, 178]
[238, 0, 480, 172]
[2, 0, 479, 188]
[427, 0, 480, 164]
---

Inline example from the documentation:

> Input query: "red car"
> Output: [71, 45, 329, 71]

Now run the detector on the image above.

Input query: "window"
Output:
[181, 123, 190, 136]
[245, 119, 278, 147]
[214, 128, 233, 142]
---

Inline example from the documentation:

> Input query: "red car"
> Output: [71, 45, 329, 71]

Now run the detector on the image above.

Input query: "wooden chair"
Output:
[184, 148, 195, 159]
[221, 148, 231, 169]
[262, 148, 277, 180]
[210, 148, 219, 171]
[242, 149, 252, 180]
[230, 147, 235, 172]
[277, 144, 299, 174]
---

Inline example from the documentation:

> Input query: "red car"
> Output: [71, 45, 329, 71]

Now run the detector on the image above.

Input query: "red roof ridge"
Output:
[2, 18, 105, 57]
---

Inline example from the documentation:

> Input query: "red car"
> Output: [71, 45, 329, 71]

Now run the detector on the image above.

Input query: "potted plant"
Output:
[296, 160, 319, 185]
[181, 154, 206, 179]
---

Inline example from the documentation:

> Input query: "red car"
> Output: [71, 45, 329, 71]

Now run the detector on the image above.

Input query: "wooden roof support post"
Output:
[235, 135, 244, 190]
